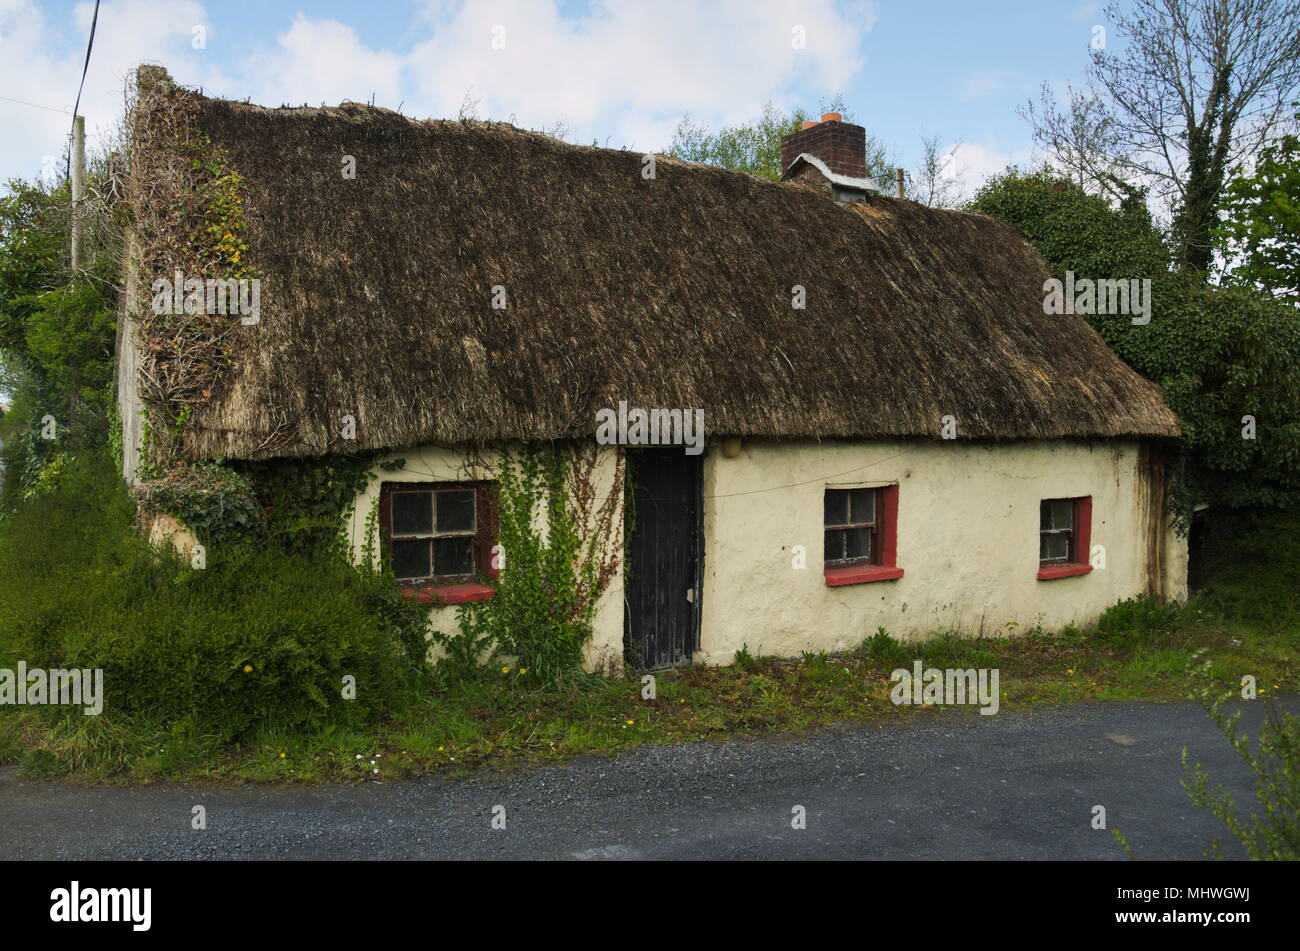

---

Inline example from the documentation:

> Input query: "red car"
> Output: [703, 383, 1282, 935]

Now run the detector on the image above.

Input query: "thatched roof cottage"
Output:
[116, 66, 1185, 670]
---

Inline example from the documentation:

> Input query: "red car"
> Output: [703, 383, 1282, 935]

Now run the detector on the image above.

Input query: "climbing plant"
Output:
[442, 443, 624, 688]
[132, 462, 262, 549]
[236, 453, 379, 555]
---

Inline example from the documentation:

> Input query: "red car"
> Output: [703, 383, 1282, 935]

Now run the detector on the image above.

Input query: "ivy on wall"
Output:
[235, 453, 379, 555]
[133, 462, 262, 548]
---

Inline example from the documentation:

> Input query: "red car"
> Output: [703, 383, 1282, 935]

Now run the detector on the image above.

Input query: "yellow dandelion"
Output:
[501, 666, 510, 674]
[243, 664, 253, 673]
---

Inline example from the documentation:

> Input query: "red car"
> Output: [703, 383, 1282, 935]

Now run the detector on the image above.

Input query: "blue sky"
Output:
[0, 0, 1110, 193]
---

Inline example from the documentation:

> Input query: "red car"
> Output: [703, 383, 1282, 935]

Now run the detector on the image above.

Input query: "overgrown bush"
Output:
[133, 462, 263, 548]
[0, 177, 119, 508]
[1094, 594, 1184, 641]
[0, 453, 430, 769]
[235, 453, 378, 555]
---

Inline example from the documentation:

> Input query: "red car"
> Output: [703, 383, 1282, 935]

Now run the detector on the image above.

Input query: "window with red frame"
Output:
[823, 485, 902, 585]
[1038, 496, 1092, 580]
[379, 482, 496, 586]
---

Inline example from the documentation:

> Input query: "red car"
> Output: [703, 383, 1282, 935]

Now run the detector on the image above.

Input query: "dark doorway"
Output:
[624, 448, 703, 669]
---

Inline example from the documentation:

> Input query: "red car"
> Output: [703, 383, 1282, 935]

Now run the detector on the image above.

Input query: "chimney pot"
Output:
[821, 112, 842, 123]
[801, 120, 818, 129]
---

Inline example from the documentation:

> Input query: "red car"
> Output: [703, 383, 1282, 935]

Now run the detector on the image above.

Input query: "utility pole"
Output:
[70, 114, 86, 270]
[895, 167, 905, 200]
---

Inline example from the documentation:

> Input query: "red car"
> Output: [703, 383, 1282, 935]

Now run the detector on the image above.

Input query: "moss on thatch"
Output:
[121, 66, 1179, 461]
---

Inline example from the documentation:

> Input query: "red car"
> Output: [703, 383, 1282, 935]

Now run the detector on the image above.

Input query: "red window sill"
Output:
[401, 582, 496, 605]
[1037, 563, 1093, 580]
[824, 565, 905, 586]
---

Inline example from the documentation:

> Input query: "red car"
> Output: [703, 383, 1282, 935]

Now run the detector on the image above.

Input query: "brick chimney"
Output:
[780, 113, 868, 180]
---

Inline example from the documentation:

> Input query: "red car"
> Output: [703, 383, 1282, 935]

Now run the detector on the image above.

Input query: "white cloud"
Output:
[946, 139, 1033, 197]
[404, 0, 877, 145]
[242, 14, 404, 108]
[0, 0, 879, 180]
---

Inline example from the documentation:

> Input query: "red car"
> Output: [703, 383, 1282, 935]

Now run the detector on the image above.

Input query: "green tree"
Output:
[1023, 0, 1300, 275]
[0, 175, 119, 507]
[1215, 112, 1300, 303]
[971, 167, 1300, 513]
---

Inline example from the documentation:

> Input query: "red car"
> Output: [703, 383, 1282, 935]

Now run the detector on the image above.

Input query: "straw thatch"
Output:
[123, 67, 1180, 462]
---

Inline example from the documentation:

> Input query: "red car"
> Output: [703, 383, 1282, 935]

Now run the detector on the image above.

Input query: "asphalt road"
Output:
[0, 701, 1277, 860]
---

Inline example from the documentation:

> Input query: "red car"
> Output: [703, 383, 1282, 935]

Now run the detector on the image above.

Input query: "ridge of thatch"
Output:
[122, 67, 1180, 461]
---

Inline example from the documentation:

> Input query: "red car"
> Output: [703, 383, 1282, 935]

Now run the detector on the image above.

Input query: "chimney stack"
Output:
[780, 114, 868, 180]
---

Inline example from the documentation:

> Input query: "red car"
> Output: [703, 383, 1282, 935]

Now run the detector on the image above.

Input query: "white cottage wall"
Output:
[696, 438, 1187, 665]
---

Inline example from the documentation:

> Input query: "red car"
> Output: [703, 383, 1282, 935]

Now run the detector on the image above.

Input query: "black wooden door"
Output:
[625, 448, 703, 668]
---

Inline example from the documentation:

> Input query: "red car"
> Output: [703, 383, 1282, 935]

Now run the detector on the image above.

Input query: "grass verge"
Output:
[2, 599, 1294, 784]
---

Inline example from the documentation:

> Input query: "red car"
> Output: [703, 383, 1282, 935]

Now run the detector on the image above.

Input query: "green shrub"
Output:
[861, 627, 907, 666]
[0, 453, 430, 764]
[133, 462, 264, 548]
[1094, 594, 1184, 642]
[1183, 666, 1300, 860]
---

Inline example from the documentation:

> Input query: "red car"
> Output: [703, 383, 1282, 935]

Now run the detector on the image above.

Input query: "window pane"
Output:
[824, 490, 848, 527]
[824, 529, 845, 562]
[437, 490, 476, 533]
[392, 539, 431, 579]
[850, 488, 876, 525]
[1040, 531, 1070, 562]
[845, 525, 874, 561]
[434, 536, 475, 576]
[1041, 499, 1073, 531]
[392, 492, 433, 535]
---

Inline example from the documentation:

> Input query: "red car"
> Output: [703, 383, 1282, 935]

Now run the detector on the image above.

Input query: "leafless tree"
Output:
[1022, 0, 1300, 273]
[908, 132, 967, 209]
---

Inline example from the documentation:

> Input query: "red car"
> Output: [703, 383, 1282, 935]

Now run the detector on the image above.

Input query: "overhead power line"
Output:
[66, 0, 101, 181]
[0, 94, 71, 114]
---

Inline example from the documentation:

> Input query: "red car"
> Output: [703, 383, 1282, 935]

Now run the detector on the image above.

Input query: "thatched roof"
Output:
[123, 66, 1179, 461]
